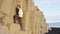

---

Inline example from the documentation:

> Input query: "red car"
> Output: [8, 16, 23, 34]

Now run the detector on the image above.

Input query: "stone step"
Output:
[9, 30, 31, 34]
[9, 23, 31, 34]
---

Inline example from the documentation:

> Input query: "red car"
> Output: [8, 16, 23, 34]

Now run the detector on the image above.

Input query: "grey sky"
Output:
[33, 0, 60, 23]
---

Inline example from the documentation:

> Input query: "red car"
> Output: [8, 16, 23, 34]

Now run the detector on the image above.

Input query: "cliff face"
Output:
[0, 0, 50, 34]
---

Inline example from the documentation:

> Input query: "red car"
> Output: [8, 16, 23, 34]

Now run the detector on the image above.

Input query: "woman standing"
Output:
[14, 5, 23, 30]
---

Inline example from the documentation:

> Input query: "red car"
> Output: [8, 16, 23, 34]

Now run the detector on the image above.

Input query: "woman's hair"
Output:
[17, 5, 21, 8]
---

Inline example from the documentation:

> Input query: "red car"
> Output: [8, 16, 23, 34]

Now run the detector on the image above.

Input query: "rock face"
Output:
[0, 0, 50, 34]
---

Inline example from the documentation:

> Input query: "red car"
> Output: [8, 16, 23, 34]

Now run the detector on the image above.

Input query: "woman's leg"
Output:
[18, 17, 23, 28]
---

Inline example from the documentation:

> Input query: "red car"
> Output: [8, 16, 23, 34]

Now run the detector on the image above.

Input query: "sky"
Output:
[33, 0, 60, 27]
[33, 0, 60, 23]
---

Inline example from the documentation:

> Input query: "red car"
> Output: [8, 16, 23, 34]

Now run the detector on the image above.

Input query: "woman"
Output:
[14, 5, 23, 30]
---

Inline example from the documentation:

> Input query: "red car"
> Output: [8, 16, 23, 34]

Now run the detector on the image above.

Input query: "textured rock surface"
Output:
[0, 0, 50, 34]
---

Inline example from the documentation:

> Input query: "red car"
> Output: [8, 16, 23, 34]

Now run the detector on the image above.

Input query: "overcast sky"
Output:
[33, 0, 60, 23]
